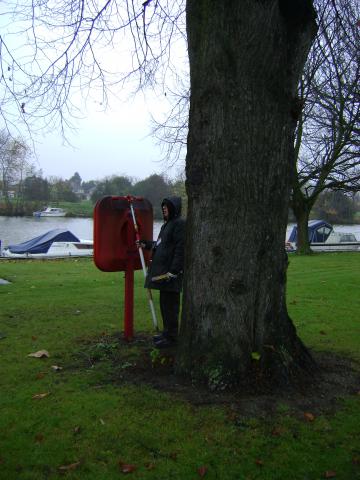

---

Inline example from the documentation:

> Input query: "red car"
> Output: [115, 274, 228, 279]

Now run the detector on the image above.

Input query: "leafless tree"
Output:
[0, 0, 187, 138]
[291, 0, 360, 252]
[0, 130, 31, 211]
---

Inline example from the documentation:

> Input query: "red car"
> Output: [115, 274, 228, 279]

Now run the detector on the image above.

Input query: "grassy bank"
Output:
[57, 201, 94, 217]
[0, 200, 94, 218]
[0, 254, 359, 479]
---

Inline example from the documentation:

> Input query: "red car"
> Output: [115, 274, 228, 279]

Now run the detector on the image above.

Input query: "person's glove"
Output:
[135, 239, 147, 249]
[151, 272, 178, 282]
[166, 272, 178, 280]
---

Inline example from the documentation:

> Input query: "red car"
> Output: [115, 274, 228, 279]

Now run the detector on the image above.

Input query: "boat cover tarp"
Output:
[8, 229, 80, 254]
[287, 220, 333, 243]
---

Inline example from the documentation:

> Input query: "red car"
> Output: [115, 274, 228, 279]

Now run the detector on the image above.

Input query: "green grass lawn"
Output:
[0, 254, 359, 479]
[58, 201, 94, 217]
[287, 253, 360, 361]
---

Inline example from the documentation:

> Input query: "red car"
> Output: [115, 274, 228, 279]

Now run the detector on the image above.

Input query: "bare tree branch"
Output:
[0, 0, 187, 142]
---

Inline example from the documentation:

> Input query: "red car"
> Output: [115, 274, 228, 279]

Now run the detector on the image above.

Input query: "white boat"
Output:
[2, 229, 93, 258]
[33, 207, 66, 217]
[286, 220, 360, 252]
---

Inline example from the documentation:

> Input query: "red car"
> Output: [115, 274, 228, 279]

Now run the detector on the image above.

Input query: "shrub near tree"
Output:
[88, 173, 173, 219]
[312, 191, 357, 225]
[49, 178, 79, 203]
[90, 175, 133, 203]
[132, 174, 172, 218]
[23, 176, 50, 201]
[68, 172, 82, 192]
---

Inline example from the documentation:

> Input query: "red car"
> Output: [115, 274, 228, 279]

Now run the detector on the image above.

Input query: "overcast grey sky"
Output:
[34, 93, 179, 183]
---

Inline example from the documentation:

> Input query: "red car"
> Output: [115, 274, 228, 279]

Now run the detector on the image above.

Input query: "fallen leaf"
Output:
[28, 350, 50, 358]
[32, 392, 50, 399]
[36, 372, 46, 380]
[31, 336, 37, 341]
[255, 459, 264, 466]
[118, 461, 136, 473]
[51, 365, 63, 371]
[198, 465, 208, 477]
[226, 410, 237, 422]
[73, 426, 81, 435]
[304, 412, 315, 422]
[58, 462, 81, 472]
[34, 434, 44, 443]
[251, 352, 261, 361]
[324, 471, 336, 478]
[169, 452, 178, 460]
[271, 426, 284, 436]
[145, 462, 155, 470]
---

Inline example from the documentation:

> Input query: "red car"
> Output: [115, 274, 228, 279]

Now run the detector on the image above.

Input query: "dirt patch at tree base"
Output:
[76, 332, 360, 419]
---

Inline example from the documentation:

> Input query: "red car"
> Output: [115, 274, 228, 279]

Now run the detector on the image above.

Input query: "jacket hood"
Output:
[161, 196, 182, 219]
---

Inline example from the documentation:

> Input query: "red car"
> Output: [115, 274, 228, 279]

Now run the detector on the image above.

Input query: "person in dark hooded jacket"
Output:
[139, 196, 185, 348]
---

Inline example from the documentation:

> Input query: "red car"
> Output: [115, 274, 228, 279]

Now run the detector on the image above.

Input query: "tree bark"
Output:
[176, 0, 317, 388]
[291, 185, 314, 254]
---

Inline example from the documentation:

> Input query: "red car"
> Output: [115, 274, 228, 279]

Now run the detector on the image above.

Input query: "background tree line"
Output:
[0, 153, 187, 219]
[0, 125, 357, 222]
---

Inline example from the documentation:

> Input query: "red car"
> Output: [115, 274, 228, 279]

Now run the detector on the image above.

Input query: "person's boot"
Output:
[154, 336, 177, 349]
[153, 332, 165, 342]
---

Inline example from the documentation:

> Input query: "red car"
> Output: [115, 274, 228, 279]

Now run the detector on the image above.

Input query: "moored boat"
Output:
[33, 207, 66, 217]
[286, 220, 360, 252]
[1, 229, 93, 258]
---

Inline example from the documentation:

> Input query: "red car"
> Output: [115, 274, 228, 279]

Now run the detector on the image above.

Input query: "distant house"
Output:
[0, 190, 17, 198]
[82, 186, 96, 201]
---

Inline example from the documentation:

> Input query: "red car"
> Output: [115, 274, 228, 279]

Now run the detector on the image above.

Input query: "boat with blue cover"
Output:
[286, 220, 360, 252]
[2, 229, 93, 258]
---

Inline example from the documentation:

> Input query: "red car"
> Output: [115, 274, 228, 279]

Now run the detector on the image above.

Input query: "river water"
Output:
[0, 216, 163, 248]
[0, 216, 359, 249]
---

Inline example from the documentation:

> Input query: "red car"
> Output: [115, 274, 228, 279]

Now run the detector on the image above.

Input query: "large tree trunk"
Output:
[176, 0, 317, 388]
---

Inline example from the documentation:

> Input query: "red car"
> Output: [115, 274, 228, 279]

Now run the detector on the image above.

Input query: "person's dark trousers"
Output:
[159, 290, 180, 341]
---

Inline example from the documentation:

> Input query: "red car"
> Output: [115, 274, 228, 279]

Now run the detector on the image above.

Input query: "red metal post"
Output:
[124, 257, 134, 341]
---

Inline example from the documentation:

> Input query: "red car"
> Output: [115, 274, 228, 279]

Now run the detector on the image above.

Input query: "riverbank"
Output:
[1, 200, 359, 223]
[0, 200, 94, 218]
[0, 200, 168, 220]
